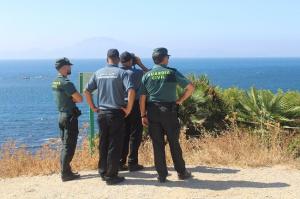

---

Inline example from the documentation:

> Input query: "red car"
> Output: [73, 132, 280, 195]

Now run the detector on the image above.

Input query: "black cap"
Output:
[107, 49, 119, 59]
[120, 51, 134, 63]
[55, 57, 73, 70]
[152, 47, 170, 58]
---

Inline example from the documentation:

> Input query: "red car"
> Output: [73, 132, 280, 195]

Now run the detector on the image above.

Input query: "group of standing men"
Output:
[52, 47, 195, 185]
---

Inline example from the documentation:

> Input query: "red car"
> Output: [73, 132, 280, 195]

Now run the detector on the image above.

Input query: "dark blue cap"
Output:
[107, 49, 119, 58]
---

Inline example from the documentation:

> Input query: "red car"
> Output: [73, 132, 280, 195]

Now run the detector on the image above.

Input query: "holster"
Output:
[71, 107, 82, 118]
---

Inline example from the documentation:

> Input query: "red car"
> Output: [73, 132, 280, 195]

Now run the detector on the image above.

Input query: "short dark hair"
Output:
[120, 51, 133, 63]
[55, 57, 73, 70]
[153, 55, 165, 64]
[107, 56, 120, 64]
[107, 49, 119, 59]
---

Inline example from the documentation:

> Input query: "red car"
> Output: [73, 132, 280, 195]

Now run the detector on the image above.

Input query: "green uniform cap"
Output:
[152, 47, 170, 58]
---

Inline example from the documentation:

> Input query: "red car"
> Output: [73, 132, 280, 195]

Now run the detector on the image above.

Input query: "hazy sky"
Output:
[0, 0, 300, 58]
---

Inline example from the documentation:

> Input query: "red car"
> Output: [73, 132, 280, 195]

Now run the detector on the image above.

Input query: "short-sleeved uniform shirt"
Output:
[121, 66, 144, 101]
[85, 64, 134, 110]
[140, 64, 190, 102]
[52, 74, 77, 114]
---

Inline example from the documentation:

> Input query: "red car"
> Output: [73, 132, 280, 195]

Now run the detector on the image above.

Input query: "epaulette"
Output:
[165, 66, 177, 72]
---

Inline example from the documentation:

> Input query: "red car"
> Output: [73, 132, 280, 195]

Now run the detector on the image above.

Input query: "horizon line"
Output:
[0, 56, 300, 60]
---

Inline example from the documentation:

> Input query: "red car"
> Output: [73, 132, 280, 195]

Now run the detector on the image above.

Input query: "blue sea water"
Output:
[0, 58, 299, 149]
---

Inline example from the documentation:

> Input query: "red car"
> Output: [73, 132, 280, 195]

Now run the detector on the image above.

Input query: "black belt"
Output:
[148, 102, 178, 112]
[148, 102, 176, 106]
[99, 109, 124, 115]
[59, 107, 81, 118]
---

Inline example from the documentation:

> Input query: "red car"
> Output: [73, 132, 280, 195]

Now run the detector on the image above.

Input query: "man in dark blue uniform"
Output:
[84, 49, 135, 185]
[52, 57, 83, 182]
[140, 48, 195, 183]
[119, 52, 149, 172]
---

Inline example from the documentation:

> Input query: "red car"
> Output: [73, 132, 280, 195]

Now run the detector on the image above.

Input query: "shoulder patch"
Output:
[52, 80, 61, 89]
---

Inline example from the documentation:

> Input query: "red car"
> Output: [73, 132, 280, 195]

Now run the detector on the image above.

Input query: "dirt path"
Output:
[0, 165, 299, 199]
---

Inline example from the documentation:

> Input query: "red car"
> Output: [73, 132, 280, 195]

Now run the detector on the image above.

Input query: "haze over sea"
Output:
[0, 58, 299, 149]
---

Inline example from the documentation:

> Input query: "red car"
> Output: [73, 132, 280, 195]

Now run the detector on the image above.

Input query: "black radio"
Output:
[71, 107, 82, 118]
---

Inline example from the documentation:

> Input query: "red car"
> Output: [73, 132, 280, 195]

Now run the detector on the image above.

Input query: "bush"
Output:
[177, 76, 300, 137]
[234, 87, 300, 128]
[177, 75, 228, 137]
[220, 87, 244, 112]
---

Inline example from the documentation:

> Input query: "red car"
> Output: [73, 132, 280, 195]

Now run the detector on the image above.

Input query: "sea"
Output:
[0, 58, 299, 149]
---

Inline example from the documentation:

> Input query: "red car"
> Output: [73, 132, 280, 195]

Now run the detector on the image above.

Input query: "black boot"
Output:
[178, 170, 192, 180]
[105, 176, 125, 185]
[61, 172, 80, 182]
[128, 164, 144, 172]
[119, 164, 129, 171]
[99, 173, 106, 181]
[157, 176, 168, 183]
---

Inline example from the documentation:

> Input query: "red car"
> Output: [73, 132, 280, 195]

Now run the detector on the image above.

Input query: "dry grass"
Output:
[140, 128, 295, 168]
[0, 127, 298, 179]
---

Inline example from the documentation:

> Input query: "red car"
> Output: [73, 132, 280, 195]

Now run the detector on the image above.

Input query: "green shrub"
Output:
[176, 76, 300, 138]
[177, 75, 228, 137]
[235, 87, 300, 128]
[220, 87, 244, 112]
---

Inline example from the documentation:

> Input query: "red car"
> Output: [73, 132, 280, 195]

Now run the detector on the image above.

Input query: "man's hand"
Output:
[142, 117, 149, 127]
[176, 83, 195, 105]
[135, 56, 142, 65]
[84, 90, 98, 113]
[134, 56, 149, 72]
[91, 107, 99, 113]
[72, 92, 83, 103]
[176, 99, 183, 105]
[121, 107, 131, 117]
[139, 95, 148, 126]
[122, 89, 135, 117]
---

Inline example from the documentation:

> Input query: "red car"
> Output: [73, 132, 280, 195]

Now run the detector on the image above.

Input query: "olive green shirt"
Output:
[140, 65, 190, 102]
[52, 74, 77, 114]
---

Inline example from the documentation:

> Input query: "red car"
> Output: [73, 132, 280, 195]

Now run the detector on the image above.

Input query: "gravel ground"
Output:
[0, 165, 299, 199]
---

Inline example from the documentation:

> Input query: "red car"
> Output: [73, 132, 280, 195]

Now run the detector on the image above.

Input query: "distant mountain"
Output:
[50, 37, 152, 58]
[0, 37, 153, 59]
[2, 36, 298, 59]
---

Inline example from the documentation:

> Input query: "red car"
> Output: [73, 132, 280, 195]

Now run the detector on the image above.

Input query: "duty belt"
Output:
[99, 108, 124, 115]
[148, 102, 178, 112]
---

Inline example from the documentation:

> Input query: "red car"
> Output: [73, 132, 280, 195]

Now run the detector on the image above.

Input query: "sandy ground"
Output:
[0, 165, 299, 199]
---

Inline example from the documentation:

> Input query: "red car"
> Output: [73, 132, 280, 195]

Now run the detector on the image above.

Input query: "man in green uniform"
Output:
[139, 48, 195, 183]
[52, 57, 83, 182]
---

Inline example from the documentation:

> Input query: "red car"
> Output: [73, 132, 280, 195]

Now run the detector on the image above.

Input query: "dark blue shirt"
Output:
[122, 66, 144, 101]
[85, 64, 134, 110]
